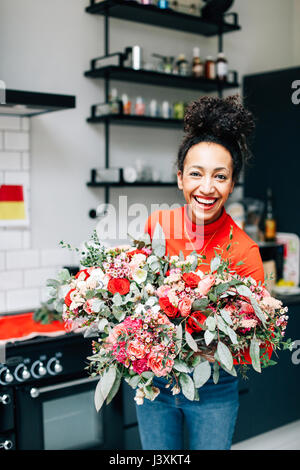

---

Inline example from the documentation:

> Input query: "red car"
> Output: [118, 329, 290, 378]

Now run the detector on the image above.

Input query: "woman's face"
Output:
[177, 142, 235, 225]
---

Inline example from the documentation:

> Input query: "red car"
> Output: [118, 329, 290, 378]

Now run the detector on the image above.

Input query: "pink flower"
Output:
[147, 349, 174, 377]
[238, 301, 255, 315]
[156, 285, 171, 298]
[112, 341, 127, 364]
[107, 323, 128, 343]
[197, 274, 216, 295]
[132, 358, 150, 374]
[178, 297, 192, 317]
[123, 317, 143, 333]
[126, 339, 147, 359]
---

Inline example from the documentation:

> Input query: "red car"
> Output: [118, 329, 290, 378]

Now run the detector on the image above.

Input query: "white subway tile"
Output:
[6, 288, 40, 312]
[0, 171, 4, 184]
[4, 171, 30, 187]
[21, 117, 30, 132]
[6, 249, 39, 269]
[24, 267, 59, 288]
[0, 270, 23, 290]
[40, 248, 74, 267]
[0, 230, 23, 250]
[0, 152, 22, 171]
[4, 131, 29, 151]
[0, 292, 6, 313]
[22, 230, 31, 249]
[0, 116, 21, 131]
[22, 152, 30, 170]
[0, 252, 5, 270]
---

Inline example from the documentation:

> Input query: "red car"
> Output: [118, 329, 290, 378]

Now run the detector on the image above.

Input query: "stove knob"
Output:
[4, 369, 13, 384]
[0, 439, 13, 450]
[54, 360, 63, 374]
[38, 363, 47, 377]
[47, 357, 63, 375]
[22, 367, 31, 380]
[0, 394, 11, 405]
[14, 364, 31, 382]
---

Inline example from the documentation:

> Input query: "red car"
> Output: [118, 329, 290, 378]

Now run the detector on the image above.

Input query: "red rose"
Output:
[185, 310, 207, 334]
[107, 278, 130, 295]
[75, 269, 90, 280]
[159, 297, 179, 318]
[182, 272, 201, 288]
[64, 288, 76, 307]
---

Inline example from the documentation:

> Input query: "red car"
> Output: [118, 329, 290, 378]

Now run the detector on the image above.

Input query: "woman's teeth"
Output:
[194, 196, 217, 205]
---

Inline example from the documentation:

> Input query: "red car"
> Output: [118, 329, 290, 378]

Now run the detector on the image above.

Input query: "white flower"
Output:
[145, 283, 155, 295]
[134, 388, 145, 405]
[151, 304, 161, 314]
[135, 304, 146, 314]
[131, 253, 147, 265]
[170, 255, 179, 263]
[145, 296, 158, 307]
[132, 268, 147, 284]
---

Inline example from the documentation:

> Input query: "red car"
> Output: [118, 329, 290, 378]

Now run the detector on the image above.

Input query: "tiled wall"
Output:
[0, 115, 77, 314]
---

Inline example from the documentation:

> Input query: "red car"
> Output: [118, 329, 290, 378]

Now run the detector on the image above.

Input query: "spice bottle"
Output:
[122, 94, 131, 115]
[135, 96, 146, 116]
[216, 52, 228, 81]
[109, 88, 119, 114]
[205, 56, 216, 80]
[264, 188, 277, 242]
[192, 47, 204, 78]
[176, 54, 188, 76]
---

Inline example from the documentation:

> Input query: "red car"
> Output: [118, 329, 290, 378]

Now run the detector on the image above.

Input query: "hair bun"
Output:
[184, 94, 255, 139]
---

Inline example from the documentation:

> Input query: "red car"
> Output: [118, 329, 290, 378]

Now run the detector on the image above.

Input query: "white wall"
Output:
[0, 0, 298, 312]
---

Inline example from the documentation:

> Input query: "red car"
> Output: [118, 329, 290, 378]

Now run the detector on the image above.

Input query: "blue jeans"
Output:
[135, 367, 239, 450]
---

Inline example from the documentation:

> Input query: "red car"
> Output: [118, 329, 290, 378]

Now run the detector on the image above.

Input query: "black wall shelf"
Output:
[87, 114, 183, 129]
[84, 66, 239, 91]
[85, 1, 242, 218]
[86, 0, 240, 37]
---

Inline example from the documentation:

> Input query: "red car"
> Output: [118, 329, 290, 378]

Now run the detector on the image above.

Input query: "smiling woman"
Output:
[136, 95, 266, 451]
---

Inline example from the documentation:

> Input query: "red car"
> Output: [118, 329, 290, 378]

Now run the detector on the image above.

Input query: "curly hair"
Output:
[177, 95, 255, 183]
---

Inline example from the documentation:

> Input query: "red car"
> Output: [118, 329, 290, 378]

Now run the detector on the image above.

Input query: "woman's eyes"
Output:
[189, 172, 227, 180]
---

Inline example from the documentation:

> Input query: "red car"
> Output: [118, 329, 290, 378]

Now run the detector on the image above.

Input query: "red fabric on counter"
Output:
[0, 312, 66, 344]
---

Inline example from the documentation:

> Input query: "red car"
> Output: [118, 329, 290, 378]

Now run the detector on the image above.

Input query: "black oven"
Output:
[0, 333, 123, 450]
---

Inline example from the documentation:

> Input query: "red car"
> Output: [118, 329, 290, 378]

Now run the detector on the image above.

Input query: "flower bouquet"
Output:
[44, 225, 292, 411]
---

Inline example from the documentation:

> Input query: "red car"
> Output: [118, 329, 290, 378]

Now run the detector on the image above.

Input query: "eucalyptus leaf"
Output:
[226, 325, 238, 344]
[106, 371, 122, 405]
[98, 318, 108, 332]
[204, 329, 216, 346]
[217, 341, 233, 371]
[205, 316, 216, 331]
[185, 331, 198, 352]
[219, 308, 233, 325]
[176, 324, 183, 350]
[193, 360, 211, 388]
[213, 361, 220, 384]
[112, 293, 123, 306]
[94, 367, 117, 412]
[250, 336, 261, 373]
[179, 373, 195, 401]
[57, 268, 71, 282]
[191, 297, 209, 312]
[210, 256, 221, 272]
[173, 359, 192, 373]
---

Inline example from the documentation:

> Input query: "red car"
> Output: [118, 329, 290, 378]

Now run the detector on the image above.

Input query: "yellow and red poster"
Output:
[0, 184, 29, 226]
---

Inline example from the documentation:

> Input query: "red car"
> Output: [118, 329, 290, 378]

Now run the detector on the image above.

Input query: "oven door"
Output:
[15, 375, 123, 450]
